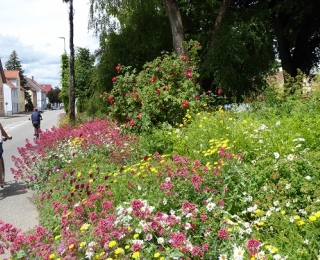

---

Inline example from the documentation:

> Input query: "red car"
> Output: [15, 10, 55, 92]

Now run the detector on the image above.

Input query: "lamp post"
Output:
[5, 102, 8, 116]
[58, 37, 66, 53]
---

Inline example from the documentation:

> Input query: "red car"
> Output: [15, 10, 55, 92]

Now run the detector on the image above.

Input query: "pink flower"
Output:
[150, 77, 157, 83]
[129, 119, 135, 127]
[217, 88, 223, 95]
[115, 64, 121, 71]
[246, 238, 261, 257]
[170, 232, 186, 248]
[112, 77, 117, 82]
[186, 72, 192, 78]
[217, 228, 230, 240]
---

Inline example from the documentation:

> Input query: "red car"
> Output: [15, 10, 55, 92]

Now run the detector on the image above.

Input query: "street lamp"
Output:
[58, 37, 66, 53]
[5, 102, 8, 116]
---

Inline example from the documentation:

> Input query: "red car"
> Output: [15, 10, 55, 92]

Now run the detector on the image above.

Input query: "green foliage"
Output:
[5, 50, 27, 87]
[90, 0, 172, 94]
[47, 87, 62, 104]
[59, 53, 69, 113]
[102, 41, 207, 133]
[74, 47, 95, 113]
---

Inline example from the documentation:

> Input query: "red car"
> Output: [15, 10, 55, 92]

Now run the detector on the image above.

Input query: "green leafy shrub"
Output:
[102, 40, 207, 133]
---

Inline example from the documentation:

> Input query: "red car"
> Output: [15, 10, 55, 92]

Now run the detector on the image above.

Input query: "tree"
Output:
[5, 50, 27, 87]
[74, 47, 95, 113]
[89, 0, 172, 93]
[62, 0, 76, 125]
[5, 50, 33, 105]
[162, 0, 187, 56]
[60, 53, 70, 113]
[269, 0, 320, 78]
[47, 87, 62, 104]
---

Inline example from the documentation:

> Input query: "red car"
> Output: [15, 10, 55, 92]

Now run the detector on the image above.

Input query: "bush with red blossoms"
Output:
[101, 40, 208, 133]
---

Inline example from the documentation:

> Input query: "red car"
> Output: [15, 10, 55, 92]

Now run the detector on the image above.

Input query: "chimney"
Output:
[32, 76, 34, 81]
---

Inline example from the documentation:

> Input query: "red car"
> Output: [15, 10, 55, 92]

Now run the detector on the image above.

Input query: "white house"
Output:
[26, 76, 47, 111]
[3, 71, 20, 115]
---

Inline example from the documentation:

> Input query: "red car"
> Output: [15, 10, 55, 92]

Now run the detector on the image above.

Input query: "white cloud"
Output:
[0, 0, 99, 87]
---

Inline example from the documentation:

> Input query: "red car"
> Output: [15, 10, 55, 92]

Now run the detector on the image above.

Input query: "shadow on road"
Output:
[0, 181, 27, 200]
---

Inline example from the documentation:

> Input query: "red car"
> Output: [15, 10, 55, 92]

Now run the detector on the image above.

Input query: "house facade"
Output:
[0, 60, 5, 116]
[26, 76, 47, 111]
[4, 70, 22, 114]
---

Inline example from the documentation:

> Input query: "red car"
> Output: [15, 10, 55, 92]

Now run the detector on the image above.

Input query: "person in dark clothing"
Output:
[30, 107, 43, 136]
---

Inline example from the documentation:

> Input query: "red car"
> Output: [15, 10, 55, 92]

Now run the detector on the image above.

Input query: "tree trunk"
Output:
[69, 0, 76, 124]
[201, 0, 232, 71]
[272, 14, 296, 77]
[162, 0, 187, 56]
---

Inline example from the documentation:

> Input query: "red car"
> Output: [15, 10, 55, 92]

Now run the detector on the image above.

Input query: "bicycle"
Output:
[0, 136, 12, 187]
[29, 118, 42, 139]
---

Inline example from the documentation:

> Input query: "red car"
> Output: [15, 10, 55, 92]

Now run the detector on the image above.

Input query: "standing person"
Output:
[30, 107, 42, 136]
[0, 123, 12, 187]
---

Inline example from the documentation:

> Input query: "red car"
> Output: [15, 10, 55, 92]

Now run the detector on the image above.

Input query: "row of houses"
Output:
[0, 59, 52, 116]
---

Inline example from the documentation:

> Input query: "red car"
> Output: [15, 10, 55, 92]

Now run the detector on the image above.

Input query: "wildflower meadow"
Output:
[1, 48, 320, 259]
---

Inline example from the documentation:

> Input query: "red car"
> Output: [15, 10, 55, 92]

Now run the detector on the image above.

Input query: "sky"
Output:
[0, 0, 99, 88]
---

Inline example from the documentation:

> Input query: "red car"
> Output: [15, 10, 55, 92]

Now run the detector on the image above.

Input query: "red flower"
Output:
[115, 64, 121, 71]
[108, 97, 114, 104]
[156, 89, 161, 95]
[217, 88, 223, 95]
[112, 77, 117, 82]
[186, 72, 192, 78]
[129, 119, 135, 127]
[181, 56, 187, 61]
[165, 86, 170, 91]
[181, 101, 189, 108]
[150, 77, 157, 83]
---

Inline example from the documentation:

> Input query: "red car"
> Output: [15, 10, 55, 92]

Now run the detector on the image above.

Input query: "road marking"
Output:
[3, 121, 29, 131]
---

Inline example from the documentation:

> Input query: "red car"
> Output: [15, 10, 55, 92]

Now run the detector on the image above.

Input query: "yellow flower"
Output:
[133, 234, 139, 239]
[257, 222, 264, 226]
[309, 215, 317, 221]
[77, 172, 82, 177]
[89, 179, 94, 183]
[115, 247, 124, 254]
[69, 244, 74, 249]
[132, 252, 140, 258]
[294, 215, 300, 220]
[255, 209, 261, 214]
[80, 242, 86, 247]
[160, 258, 165, 260]
[54, 235, 61, 240]
[109, 240, 117, 248]
[297, 220, 305, 226]
[80, 223, 91, 231]
[281, 210, 286, 215]
[49, 254, 55, 259]
[154, 252, 160, 258]
[315, 211, 320, 218]
[125, 245, 130, 250]
[271, 247, 279, 253]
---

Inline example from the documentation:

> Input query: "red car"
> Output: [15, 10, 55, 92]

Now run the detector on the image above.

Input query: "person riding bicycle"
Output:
[31, 107, 42, 136]
[0, 123, 11, 187]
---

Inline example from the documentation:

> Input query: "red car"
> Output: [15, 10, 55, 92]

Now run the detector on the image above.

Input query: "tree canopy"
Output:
[84, 0, 320, 101]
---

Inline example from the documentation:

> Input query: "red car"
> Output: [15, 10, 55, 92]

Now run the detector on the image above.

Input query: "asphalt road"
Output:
[0, 109, 63, 258]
